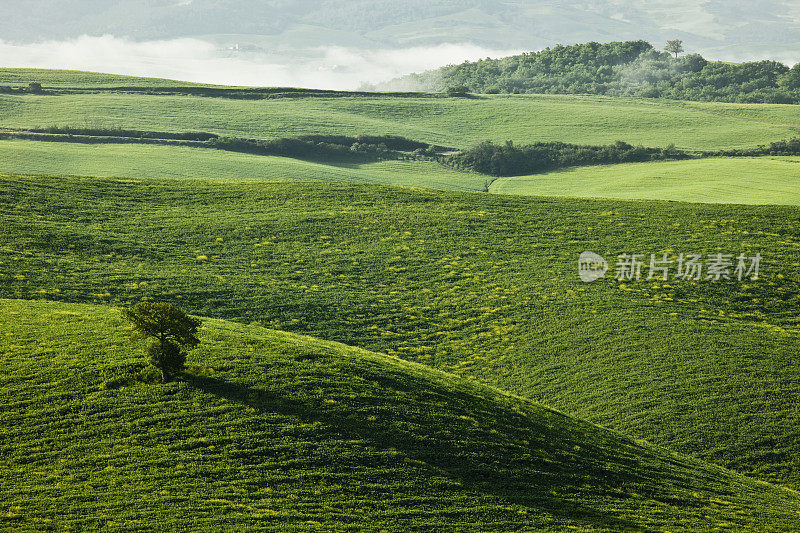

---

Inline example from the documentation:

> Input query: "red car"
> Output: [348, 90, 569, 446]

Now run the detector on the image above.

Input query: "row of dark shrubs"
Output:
[206, 136, 372, 162]
[0, 131, 208, 147]
[30, 126, 219, 141]
[98, 86, 342, 100]
[0, 84, 44, 94]
[5, 127, 445, 163]
[708, 138, 800, 157]
[9, 123, 798, 175]
[296, 134, 439, 152]
[443, 137, 800, 177]
[442, 140, 690, 176]
[8, 84, 438, 100]
[111, 87, 434, 100]
[21, 128, 441, 152]
[207, 134, 443, 162]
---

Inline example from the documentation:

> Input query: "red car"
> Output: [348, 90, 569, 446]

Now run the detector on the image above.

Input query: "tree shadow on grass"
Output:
[186, 372, 709, 531]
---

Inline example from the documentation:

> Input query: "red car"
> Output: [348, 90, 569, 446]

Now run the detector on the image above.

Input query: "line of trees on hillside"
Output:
[207, 134, 442, 162]
[442, 140, 689, 176]
[0, 127, 446, 164]
[442, 137, 800, 177]
[377, 41, 800, 104]
[9, 124, 799, 177]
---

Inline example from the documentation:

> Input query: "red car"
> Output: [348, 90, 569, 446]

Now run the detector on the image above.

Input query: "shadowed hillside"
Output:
[2, 174, 798, 491]
[2, 298, 800, 531]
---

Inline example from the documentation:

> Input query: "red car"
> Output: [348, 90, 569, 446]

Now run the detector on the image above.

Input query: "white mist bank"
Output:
[0, 35, 521, 89]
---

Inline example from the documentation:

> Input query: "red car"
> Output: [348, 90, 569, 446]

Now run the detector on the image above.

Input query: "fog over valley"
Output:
[0, 36, 519, 89]
[2, 0, 799, 87]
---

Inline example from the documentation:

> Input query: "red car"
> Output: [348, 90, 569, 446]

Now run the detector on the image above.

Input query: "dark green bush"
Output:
[444, 139, 692, 176]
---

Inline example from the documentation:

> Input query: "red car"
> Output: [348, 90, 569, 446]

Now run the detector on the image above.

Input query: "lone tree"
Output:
[665, 39, 684, 58]
[123, 302, 201, 383]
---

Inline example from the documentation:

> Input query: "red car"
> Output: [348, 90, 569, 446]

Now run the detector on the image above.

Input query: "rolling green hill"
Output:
[4, 140, 799, 204]
[2, 298, 800, 531]
[0, 140, 489, 192]
[2, 174, 798, 492]
[1, 75, 798, 150]
[4, 65, 800, 529]
[490, 156, 800, 205]
[378, 40, 800, 103]
[2, 68, 800, 206]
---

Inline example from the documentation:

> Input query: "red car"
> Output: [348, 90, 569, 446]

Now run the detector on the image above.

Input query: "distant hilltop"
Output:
[369, 40, 800, 104]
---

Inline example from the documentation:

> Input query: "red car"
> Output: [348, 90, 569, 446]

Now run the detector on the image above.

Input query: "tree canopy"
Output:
[380, 40, 800, 104]
[123, 302, 201, 382]
[665, 39, 684, 58]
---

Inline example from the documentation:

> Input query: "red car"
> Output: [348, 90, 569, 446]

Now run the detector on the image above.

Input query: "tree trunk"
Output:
[161, 369, 167, 383]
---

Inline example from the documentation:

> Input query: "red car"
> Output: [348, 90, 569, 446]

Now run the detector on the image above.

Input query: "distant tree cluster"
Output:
[443, 140, 688, 177]
[208, 134, 444, 163]
[706, 137, 800, 157]
[388, 40, 800, 104]
[442, 136, 800, 177]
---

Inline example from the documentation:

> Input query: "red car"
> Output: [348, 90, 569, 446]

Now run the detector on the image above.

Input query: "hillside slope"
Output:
[2, 174, 799, 491]
[377, 40, 800, 103]
[0, 140, 490, 192]
[2, 298, 800, 531]
[2, 71, 799, 150]
[489, 156, 800, 205]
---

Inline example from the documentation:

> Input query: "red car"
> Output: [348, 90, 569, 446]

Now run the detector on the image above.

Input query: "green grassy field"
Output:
[684, 101, 800, 130]
[0, 140, 488, 191]
[2, 174, 798, 491]
[1, 92, 798, 151]
[2, 69, 796, 146]
[3, 298, 800, 531]
[490, 157, 800, 205]
[2, 140, 798, 203]
[3, 68, 800, 529]
[3, 67, 800, 208]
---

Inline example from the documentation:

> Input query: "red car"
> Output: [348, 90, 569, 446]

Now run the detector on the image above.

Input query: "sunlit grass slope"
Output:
[684, 101, 800, 130]
[2, 175, 799, 489]
[490, 157, 800, 205]
[2, 298, 800, 531]
[3, 140, 798, 202]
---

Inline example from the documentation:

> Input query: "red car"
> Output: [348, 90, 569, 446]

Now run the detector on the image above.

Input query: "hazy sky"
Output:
[0, 35, 520, 89]
[1, 1, 798, 87]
